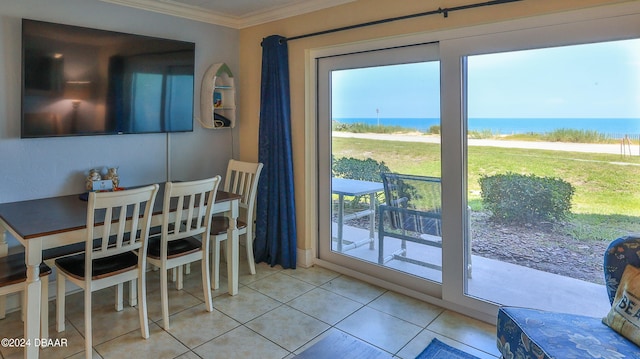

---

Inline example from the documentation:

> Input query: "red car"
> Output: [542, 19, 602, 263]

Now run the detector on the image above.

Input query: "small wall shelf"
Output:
[199, 63, 235, 129]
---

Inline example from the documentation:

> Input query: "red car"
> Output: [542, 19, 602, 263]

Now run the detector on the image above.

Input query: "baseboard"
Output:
[297, 247, 314, 268]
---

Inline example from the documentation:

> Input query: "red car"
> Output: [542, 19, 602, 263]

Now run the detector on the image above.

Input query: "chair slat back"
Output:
[380, 173, 442, 235]
[224, 160, 263, 213]
[86, 184, 159, 261]
[161, 177, 221, 250]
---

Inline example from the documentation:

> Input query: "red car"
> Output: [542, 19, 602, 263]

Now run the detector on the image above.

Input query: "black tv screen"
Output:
[21, 19, 195, 138]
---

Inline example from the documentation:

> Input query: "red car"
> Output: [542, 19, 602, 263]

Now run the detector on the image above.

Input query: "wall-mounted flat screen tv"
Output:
[21, 19, 195, 138]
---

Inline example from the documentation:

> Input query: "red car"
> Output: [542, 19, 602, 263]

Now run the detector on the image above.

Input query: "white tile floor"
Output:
[0, 258, 501, 359]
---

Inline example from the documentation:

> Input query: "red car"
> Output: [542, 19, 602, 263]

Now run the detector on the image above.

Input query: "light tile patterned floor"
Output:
[0, 260, 501, 359]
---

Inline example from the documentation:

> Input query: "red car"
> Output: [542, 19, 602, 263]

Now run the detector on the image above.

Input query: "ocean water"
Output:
[334, 117, 640, 137]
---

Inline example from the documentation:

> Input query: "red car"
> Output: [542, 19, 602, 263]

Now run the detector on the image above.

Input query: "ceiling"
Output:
[100, 0, 356, 29]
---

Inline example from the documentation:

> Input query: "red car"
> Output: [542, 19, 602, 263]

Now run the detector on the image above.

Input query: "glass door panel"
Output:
[464, 39, 640, 316]
[318, 43, 445, 290]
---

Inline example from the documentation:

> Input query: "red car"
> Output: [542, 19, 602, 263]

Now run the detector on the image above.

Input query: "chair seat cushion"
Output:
[0, 252, 51, 287]
[497, 307, 639, 359]
[209, 216, 247, 236]
[55, 251, 138, 280]
[147, 236, 202, 259]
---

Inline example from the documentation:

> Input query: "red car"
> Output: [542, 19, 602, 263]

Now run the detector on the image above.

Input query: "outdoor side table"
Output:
[331, 178, 384, 252]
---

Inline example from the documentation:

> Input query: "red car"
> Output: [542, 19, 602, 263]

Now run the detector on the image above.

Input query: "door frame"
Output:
[304, 1, 640, 322]
[316, 42, 443, 298]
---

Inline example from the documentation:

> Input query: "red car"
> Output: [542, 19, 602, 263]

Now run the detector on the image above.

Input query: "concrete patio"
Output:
[332, 222, 611, 318]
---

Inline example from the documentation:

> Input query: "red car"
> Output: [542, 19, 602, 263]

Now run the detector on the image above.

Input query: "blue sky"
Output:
[331, 38, 640, 119]
[332, 61, 440, 119]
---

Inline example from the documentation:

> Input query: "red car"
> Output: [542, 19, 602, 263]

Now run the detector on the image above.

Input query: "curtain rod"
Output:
[285, 0, 523, 42]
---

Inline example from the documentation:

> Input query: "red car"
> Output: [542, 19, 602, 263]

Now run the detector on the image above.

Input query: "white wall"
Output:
[0, 0, 239, 206]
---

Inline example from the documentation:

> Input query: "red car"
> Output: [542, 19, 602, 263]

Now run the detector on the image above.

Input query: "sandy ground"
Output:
[332, 131, 637, 156]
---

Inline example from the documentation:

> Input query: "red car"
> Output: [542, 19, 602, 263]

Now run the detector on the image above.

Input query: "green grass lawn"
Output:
[332, 136, 640, 239]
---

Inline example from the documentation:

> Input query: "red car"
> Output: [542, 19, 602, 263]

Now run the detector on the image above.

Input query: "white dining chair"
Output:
[54, 184, 159, 358]
[146, 177, 220, 330]
[208, 160, 263, 289]
[0, 253, 51, 338]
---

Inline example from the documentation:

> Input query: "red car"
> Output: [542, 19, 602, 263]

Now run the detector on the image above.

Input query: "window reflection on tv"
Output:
[21, 19, 195, 138]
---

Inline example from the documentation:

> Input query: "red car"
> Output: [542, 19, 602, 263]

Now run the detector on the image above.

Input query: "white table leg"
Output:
[24, 241, 43, 359]
[368, 192, 376, 250]
[337, 194, 344, 252]
[226, 199, 239, 296]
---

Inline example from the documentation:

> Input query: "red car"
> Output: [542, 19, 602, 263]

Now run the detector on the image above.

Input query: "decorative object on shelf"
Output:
[85, 169, 101, 191]
[199, 63, 235, 129]
[213, 91, 222, 108]
[91, 179, 113, 191]
[214, 113, 232, 127]
[104, 167, 120, 188]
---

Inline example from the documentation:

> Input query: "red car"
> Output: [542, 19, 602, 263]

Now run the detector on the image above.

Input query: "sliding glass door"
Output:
[462, 39, 640, 316]
[311, 5, 640, 320]
[437, 8, 640, 317]
[317, 43, 444, 295]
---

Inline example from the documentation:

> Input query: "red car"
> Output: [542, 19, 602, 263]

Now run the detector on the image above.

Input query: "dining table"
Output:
[0, 184, 241, 359]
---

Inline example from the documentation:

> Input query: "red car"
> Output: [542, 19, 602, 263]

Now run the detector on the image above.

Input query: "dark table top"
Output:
[0, 186, 239, 240]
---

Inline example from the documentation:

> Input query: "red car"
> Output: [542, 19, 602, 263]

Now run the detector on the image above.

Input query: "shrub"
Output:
[331, 121, 416, 134]
[332, 157, 390, 182]
[332, 157, 390, 207]
[541, 128, 609, 143]
[479, 172, 574, 225]
[332, 121, 351, 131]
[468, 129, 499, 139]
[428, 125, 440, 134]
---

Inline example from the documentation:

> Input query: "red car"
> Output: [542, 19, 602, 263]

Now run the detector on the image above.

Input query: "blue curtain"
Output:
[254, 35, 297, 269]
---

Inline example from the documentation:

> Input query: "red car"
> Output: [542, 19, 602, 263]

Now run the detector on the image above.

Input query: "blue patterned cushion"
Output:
[603, 265, 640, 346]
[604, 235, 640, 304]
[497, 307, 640, 359]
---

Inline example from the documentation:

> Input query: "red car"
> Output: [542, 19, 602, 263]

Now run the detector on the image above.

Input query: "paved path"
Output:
[333, 132, 637, 156]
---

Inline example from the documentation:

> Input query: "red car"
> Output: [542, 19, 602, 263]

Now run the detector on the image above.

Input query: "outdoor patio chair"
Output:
[378, 173, 442, 270]
[378, 173, 472, 276]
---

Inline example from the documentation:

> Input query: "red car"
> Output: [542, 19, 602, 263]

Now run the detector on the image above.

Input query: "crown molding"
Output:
[100, 0, 242, 28]
[100, 0, 355, 29]
[236, 0, 355, 28]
